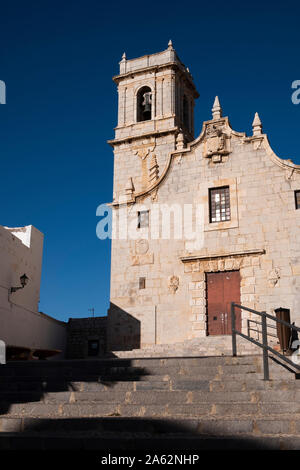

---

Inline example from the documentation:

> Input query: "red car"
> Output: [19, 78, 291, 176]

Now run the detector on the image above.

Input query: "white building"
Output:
[0, 224, 66, 356]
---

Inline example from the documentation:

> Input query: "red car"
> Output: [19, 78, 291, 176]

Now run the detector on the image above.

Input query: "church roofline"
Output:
[109, 115, 300, 208]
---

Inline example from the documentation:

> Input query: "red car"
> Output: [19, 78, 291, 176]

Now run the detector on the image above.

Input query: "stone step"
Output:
[1, 415, 300, 434]
[2, 415, 300, 439]
[2, 401, 300, 419]
[0, 355, 294, 379]
[0, 370, 293, 389]
[1, 355, 260, 366]
[1, 433, 300, 450]
[0, 375, 298, 393]
[0, 354, 271, 372]
[1, 389, 300, 410]
[112, 344, 259, 358]
[0, 362, 293, 379]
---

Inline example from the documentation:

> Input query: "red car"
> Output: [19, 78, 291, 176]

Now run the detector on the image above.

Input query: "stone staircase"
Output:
[112, 335, 259, 358]
[0, 354, 300, 450]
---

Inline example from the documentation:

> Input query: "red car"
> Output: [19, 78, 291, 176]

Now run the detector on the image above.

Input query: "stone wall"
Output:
[66, 317, 107, 359]
[107, 45, 300, 351]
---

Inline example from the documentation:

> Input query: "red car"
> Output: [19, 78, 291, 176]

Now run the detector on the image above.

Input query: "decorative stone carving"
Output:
[151, 188, 158, 202]
[134, 145, 156, 190]
[176, 131, 185, 150]
[168, 275, 179, 294]
[148, 153, 159, 185]
[118, 177, 135, 203]
[131, 253, 154, 266]
[134, 146, 155, 160]
[268, 268, 280, 287]
[253, 139, 263, 151]
[218, 259, 225, 271]
[252, 112, 263, 136]
[135, 239, 149, 255]
[203, 122, 230, 162]
[212, 96, 222, 120]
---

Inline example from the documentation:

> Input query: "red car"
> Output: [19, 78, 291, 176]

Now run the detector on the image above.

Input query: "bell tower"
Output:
[108, 41, 199, 200]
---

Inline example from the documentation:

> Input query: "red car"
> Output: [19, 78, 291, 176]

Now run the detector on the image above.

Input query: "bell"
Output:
[142, 92, 152, 112]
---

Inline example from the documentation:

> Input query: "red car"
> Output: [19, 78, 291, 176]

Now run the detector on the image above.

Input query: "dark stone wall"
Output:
[66, 316, 107, 359]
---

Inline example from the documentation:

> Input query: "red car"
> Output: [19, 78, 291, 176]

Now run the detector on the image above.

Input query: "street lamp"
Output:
[10, 274, 29, 293]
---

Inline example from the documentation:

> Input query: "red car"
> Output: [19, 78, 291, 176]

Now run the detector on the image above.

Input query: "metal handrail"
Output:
[247, 319, 277, 339]
[231, 302, 300, 380]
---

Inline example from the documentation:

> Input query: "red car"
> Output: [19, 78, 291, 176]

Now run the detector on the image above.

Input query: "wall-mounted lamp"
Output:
[10, 274, 29, 293]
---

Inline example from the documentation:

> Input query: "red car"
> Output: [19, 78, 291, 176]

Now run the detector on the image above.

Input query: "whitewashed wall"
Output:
[0, 225, 66, 355]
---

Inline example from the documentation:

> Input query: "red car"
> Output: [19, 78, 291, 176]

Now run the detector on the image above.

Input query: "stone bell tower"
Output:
[108, 41, 199, 201]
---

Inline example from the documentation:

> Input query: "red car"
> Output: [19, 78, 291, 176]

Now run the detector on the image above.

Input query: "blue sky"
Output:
[0, 0, 299, 322]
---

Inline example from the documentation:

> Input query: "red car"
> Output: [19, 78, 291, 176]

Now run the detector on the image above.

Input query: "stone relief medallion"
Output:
[135, 239, 149, 255]
[168, 275, 179, 294]
[268, 268, 280, 287]
[203, 122, 230, 161]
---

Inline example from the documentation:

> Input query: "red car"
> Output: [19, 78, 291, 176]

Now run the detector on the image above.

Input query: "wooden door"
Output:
[206, 271, 241, 336]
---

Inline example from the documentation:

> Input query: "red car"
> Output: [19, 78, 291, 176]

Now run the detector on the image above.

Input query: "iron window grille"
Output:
[209, 186, 231, 223]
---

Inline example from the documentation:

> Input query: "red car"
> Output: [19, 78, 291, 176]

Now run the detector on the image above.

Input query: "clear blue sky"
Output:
[0, 0, 299, 322]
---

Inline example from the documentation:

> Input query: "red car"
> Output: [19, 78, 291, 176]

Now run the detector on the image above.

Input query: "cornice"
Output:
[180, 249, 266, 263]
[113, 62, 199, 97]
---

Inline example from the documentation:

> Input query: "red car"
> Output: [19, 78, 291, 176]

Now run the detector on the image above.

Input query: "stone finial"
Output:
[121, 52, 126, 61]
[252, 112, 263, 136]
[212, 96, 222, 120]
[119, 177, 134, 203]
[149, 153, 159, 185]
[168, 39, 174, 50]
[176, 131, 185, 150]
[125, 177, 134, 194]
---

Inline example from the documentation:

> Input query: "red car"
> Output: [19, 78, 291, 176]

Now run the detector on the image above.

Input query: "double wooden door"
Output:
[206, 271, 241, 336]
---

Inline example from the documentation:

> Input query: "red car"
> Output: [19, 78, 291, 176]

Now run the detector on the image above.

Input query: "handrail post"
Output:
[261, 312, 269, 380]
[231, 302, 237, 357]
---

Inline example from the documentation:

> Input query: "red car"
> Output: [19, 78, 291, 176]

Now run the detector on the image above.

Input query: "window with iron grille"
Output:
[137, 210, 149, 228]
[209, 186, 231, 223]
[295, 191, 300, 210]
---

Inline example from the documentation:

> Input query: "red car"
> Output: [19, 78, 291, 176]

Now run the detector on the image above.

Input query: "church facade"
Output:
[107, 42, 300, 352]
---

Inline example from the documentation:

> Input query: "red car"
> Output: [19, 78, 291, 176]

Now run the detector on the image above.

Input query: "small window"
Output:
[88, 340, 99, 357]
[295, 190, 300, 209]
[137, 210, 149, 228]
[209, 186, 231, 223]
[139, 277, 146, 289]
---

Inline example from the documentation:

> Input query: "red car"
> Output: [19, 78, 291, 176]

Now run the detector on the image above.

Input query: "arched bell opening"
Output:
[137, 86, 152, 122]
